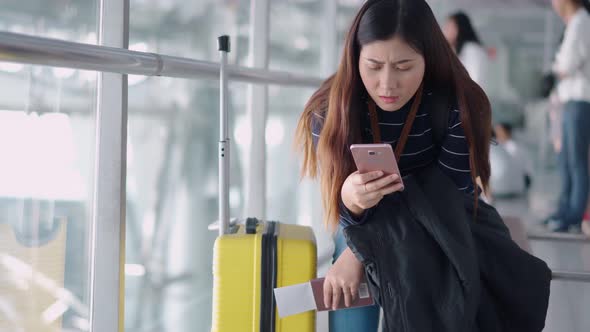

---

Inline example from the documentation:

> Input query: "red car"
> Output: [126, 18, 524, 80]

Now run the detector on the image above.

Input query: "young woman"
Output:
[443, 11, 490, 92]
[545, 0, 590, 232]
[295, 1, 491, 331]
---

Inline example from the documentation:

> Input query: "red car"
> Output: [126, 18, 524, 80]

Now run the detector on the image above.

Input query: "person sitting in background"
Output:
[494, 123, 533, 190]
[443, 11, 490, 92]
[545, 0, 590, 232]
[489, 130, 526, 198]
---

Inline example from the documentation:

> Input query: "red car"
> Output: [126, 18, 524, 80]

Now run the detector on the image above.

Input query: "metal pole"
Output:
[0, 31, 322, 87]
[89, 0, 128, 331]
[218, 36, 230, 236]
[527, 231, 590, 243]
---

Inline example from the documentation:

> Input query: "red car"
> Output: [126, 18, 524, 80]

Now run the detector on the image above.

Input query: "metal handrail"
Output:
[526, 232, 590, 282]
[0, 31, 323, 87]
[552, 270, 590, 283]
[527, 231, 590, 243]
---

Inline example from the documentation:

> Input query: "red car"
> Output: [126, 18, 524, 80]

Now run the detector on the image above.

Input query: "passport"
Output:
[274, 277, 375, 318]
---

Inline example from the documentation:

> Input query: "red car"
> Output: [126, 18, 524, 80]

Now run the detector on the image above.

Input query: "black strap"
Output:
[368, 85, 424, 162]
[429, 92, 451, 150]
[368, 89, 451, 162]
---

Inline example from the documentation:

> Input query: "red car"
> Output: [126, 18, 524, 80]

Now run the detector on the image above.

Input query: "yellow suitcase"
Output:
[211, 219, 316, 332]
[212, 36, 317, 332]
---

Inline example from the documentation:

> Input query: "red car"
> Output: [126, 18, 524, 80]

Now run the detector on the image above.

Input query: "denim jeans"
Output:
[556, 101, 590, 227]
[329, 226, 380, 332]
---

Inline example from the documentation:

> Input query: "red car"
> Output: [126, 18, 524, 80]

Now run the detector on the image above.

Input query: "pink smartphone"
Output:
[350, 143, 402, 181]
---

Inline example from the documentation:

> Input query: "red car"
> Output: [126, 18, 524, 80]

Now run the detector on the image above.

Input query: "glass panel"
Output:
[266, 86, 315, 224]
[127, 2, 251, 331]
[130, 0, 251, 62]
[125, 77, 249, 331]
[269, 1, 322, 75]
[0, 63, 97, 331]
[337, 1, 360, 52]
[0, 1, 98, 44]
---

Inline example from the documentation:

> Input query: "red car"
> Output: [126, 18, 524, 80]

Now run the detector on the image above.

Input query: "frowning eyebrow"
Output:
[365, 58, 414, 65]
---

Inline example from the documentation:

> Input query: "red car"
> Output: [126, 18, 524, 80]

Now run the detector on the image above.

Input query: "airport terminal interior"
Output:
[1, 0, 590, 331]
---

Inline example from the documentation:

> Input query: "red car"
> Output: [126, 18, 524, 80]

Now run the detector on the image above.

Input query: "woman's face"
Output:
[358, 36, 425, 112]
[443, 19, 459, 47]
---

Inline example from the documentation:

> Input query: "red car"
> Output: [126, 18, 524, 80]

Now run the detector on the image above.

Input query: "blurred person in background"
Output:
[545, 0, 590, 232]
[489, 137, 525, 198]
[443, 11, 490, 92]
[494, 122, 533, 190]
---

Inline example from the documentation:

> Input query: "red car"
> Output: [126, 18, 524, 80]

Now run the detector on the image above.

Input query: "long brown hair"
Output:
[295, 0, 491, 229]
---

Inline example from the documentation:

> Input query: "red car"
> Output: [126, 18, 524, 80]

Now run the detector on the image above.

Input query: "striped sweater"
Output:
[311, 93, 474, 227]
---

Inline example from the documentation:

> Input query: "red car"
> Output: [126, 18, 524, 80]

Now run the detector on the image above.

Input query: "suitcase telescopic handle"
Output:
[218, 35, 230, 236]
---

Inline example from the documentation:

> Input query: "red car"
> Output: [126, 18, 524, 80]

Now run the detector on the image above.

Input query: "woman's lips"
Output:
[380, 96, 400, 104]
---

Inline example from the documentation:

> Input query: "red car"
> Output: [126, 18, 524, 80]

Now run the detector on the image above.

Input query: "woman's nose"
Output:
[380, 71, 399, 91]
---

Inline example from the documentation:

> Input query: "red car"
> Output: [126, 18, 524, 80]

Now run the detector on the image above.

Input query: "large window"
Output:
[0, 1, 349, 330]
[0, 4, 97, 331]
[0, 64, 97, 330]
[125, 2, 251, 331]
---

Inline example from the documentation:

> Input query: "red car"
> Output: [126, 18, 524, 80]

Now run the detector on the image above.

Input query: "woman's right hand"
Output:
[341, 171, 404, 217]
[324, 247, 364, 310]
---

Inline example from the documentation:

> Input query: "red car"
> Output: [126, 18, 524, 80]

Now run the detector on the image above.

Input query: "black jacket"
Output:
[343, 166, 551, 332]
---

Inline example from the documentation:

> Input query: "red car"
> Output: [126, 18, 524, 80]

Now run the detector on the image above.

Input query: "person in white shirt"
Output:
[443, 11, 490, 92]
[545, 0, 590, 232]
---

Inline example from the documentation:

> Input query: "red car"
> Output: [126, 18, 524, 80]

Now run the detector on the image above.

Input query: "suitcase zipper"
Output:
[260, 221, 278, 332]
[269, 222, 278, 332]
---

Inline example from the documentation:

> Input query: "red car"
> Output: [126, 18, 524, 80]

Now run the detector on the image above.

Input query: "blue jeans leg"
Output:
[556, 105, 572, 219]
[561, 101, 590, 227]
[329, 227, 380, 332]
